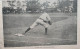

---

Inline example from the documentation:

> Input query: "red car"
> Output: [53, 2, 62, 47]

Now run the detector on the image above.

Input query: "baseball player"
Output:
[15, 10, 52, 36]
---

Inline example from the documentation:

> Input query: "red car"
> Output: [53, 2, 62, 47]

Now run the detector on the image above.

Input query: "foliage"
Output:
[73, 0, 77, 12]
[26, 0, 41, 12]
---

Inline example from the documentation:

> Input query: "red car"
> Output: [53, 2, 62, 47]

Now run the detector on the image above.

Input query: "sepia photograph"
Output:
[2, 0, 77, 47]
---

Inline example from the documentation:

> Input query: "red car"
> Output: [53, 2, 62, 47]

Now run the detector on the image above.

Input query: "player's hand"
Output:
[48, 21, 52, 25]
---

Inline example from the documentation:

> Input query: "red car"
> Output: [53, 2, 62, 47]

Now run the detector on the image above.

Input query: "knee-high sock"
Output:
[25, 27, 31, 33]
[45, 28, 47, 35]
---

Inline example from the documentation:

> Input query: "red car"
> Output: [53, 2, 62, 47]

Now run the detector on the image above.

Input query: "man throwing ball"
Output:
[15, 10, 52, 36]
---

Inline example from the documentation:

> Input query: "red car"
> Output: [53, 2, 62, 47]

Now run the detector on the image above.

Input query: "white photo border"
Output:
[0, 0, 80, 49]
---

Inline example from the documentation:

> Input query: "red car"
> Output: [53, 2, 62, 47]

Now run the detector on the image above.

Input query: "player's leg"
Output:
[14, 27, 31, 36]
[45, 28, 48, 35]
[41, 22, 49, 35]
[14, 21, 38, 36]
[22, 27, 31, 35]
[23, 21, 38, 35]
[25, 27, 31, 33]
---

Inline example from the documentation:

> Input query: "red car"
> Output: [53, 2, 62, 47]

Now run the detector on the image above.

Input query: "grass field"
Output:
[3, 13, 77, 47]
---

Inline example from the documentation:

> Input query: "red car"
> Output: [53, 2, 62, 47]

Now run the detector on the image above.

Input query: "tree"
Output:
[7, 1, 15, 13]
[17, 1, 21, 8]
[7, 0, 15, 8]
[57, 0, 71, 12]
[26, 0, 41, 12]
[73, 0, 77, 12]
[42, 1, 50, 9]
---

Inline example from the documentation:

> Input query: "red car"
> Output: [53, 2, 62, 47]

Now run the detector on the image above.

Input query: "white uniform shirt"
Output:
[39, 12, 51, 21]
[30, 12, 51, 28]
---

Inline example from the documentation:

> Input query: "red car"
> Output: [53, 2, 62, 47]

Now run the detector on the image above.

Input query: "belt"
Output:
[39, 18, 48, 23]
[39, 18, 44, 21]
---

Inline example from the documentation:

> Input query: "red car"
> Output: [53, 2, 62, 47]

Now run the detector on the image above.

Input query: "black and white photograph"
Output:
[2, 0, 77, 47]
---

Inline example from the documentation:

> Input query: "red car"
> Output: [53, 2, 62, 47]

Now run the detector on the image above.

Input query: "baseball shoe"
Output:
[14, 33, 25, 37]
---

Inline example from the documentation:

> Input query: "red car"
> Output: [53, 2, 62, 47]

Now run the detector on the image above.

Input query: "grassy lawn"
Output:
[3, 13, 77, 47]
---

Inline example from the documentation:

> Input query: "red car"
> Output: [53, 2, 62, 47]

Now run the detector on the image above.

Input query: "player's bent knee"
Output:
[30, 27, 34, 29]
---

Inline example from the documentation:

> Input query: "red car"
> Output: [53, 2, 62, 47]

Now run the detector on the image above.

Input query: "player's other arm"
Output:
[48, 20, 52, 25]
[46, 15, 52, 25]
